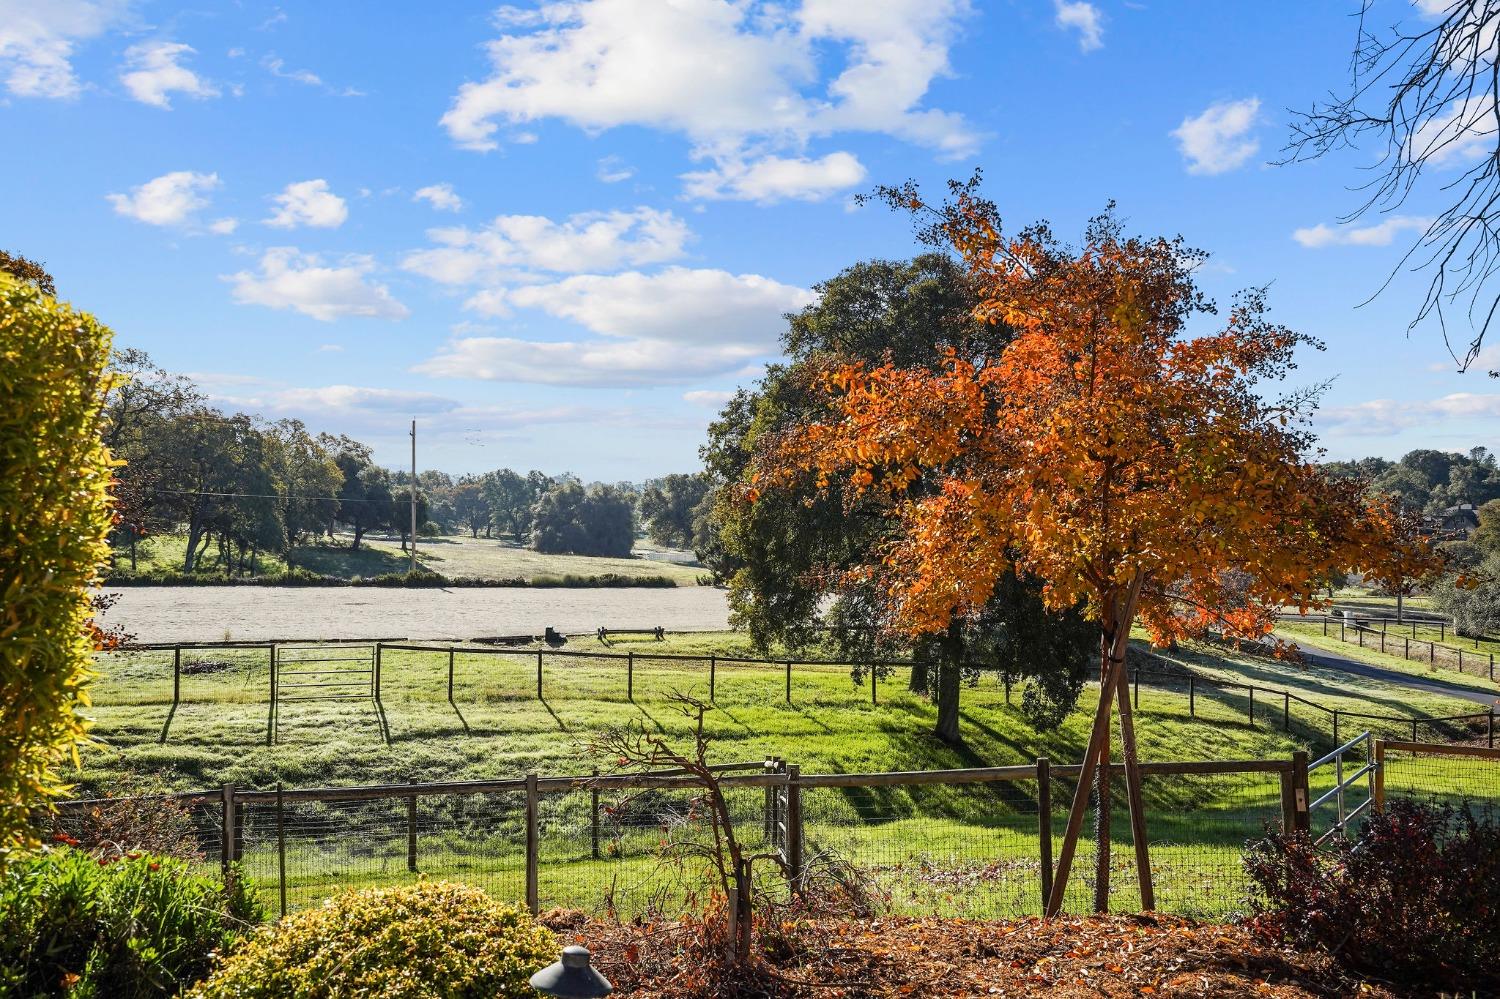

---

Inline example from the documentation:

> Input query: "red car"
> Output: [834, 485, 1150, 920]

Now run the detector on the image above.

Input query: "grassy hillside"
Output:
[110, 532, 707, 585]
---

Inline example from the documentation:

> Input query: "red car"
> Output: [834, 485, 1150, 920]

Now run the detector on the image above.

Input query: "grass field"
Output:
[112, 532, 707, 585]
[73, 630, 1498, 919]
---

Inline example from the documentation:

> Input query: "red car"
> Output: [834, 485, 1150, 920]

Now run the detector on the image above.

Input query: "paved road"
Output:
[1277, 634, 1500, 707]
[105, 585, 731, 643]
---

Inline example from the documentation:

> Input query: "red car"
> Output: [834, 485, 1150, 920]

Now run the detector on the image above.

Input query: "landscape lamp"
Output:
[529, 945, 614, 997]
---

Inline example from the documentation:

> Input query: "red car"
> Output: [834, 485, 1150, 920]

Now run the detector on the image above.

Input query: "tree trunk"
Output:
[1396, 589, 1404, 624]
[934, 619, 963, 744]
[1093, 633, 1113, 912]
[183, 522, 203, 572]
[1046, 572, 1151, 917]
[351, 525, 364, 551]
[908, 659, 929, 694]
[130, 534, 137, 571]
[470, 526, 478, 538]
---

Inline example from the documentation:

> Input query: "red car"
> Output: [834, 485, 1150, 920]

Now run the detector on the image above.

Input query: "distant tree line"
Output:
[1323, 448, 1500, 516]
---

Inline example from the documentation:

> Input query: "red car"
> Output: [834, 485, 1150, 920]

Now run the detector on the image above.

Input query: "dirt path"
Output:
[105, 586, 731, 643]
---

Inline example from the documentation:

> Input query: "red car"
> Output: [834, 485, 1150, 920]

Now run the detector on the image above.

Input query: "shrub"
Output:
[0, 848, 263, 998]
[1245, 798, 1500, 990]
[0, 275, 117, 864]
[191, 882, 556, 999]
[47, 772, 202, 862]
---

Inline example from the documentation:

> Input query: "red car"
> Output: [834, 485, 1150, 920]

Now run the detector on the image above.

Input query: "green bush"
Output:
[191, 882, 556, 999]
[0, 274, 117, 863]
[0, 848, 263, 998]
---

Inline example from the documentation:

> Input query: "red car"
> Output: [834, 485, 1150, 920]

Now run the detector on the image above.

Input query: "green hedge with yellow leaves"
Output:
[0, 274, 116, 865]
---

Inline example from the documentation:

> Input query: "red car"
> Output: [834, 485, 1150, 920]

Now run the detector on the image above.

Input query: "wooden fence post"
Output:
[221, 784, 235, 879]
[535, 650, 543, 700]
[785, 764, 803, 893]
[406, 779, 418, 873]
[709, 654, 716, 702]
[1278, 769, 1296, 835]
[1037, 757, 1052, 911]
[1188, 677, 1195, 718]
[785, 661, 792, 703]
[525, 774, 539, 915]
[590, 769, 600, 860]
[1291, 751, 1310, 834]
[173, 646, 181, 705]
[374, 643, 383, 700]
[447, 649, 454, 701]
[1404, 637, 1410, 660]
[275, 783, 286, 917]
[871, 665, 877, 706]
[1372, 741, 1385, 813]
[627, 652, 634, 701]
[1283, 691, 1290, 732]
[1248, 686, 1255, 727]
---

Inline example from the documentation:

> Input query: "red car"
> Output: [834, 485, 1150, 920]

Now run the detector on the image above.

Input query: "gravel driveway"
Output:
[105, 586, 731, 643]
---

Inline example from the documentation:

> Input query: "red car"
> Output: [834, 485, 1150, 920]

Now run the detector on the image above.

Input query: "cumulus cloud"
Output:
[402, 206, 692, 283]
[489, 267, 812, 344]
[683, 389, 735, 406]
[1172, 97, 1261, 175]
[119, 40, 219, 108]
[1318, 392, 1500, 436]
[413, 183, 464, 212]
[439, 0, 977, 199]
[226, 247, 409, 321]
[1054, 0, 1103, 52]
[1292, 215, 1433, 249]
[106, 170, 220, 226]
[265, 179, 348, 228]
[0, 0, 129, 99]
[680, 151, 867, 203]
[414, 335, 764, 387]
[418, 265, 813, 387]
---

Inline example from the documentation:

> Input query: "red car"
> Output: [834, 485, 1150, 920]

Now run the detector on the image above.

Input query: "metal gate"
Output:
[273, 644, 376, 703]
[1308, 730, 1377, 845]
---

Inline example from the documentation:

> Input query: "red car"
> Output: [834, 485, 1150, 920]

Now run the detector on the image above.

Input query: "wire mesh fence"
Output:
[95, 641, 1496, 752]
[1377, 742, 1500, 819]
[1307, 615, 1498, 680]
[50, 755, 1310, 924]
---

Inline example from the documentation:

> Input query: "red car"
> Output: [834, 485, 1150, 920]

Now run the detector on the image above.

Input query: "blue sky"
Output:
[3, 0, 1496, 479]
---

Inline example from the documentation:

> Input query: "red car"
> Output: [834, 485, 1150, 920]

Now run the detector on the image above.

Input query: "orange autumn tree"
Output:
[753, 186, 1432, 914]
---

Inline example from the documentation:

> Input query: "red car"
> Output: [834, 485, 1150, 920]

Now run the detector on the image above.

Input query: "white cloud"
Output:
[681, 151, 866, 203]
[1318, 392, 1500, 436]
[439, 0, 978, 196]
[316, 343, 343, 352]
[402, 206, 692, 283]
[415, 335, 764, 387]
[265, 179, 348, 229]
[260, 52, 364, 96]
[1172, 97, 1261, 175]
[119, 40, 219, 108]
[1054, 0, 1103, 52]
[226, 247, 409, 321]
[261, 53, 320, 86]
[413, 183, 464, 212]
[418, 265, 813, 387]
[0, 0, 129, 99]
[208, 217, 239, 235]
[1292, 215, 1433, 249]
[106, 170, 220, 226]
[271, 384, 458, 415]
[477, 266, 815, 347]
[596, 155, 634, 183]
[683, 389, 734, 406]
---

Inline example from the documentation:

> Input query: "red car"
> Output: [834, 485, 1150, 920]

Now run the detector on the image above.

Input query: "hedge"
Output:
[0, 275, 116, 865]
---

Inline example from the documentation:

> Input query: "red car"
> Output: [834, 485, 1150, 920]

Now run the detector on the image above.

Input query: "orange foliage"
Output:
[756, 196, 1435, 651]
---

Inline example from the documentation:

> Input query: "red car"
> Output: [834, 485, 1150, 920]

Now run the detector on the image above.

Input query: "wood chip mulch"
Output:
[539, 910, 1404, 998]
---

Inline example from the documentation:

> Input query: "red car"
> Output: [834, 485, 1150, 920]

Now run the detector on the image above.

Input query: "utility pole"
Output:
[409, 419, 417, 573]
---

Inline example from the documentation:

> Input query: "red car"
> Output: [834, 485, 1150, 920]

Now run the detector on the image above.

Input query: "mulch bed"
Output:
[540, 910, 1402, 998]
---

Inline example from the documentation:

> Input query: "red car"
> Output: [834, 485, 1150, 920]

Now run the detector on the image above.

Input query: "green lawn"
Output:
[73, 631, 1497, 919]
[111, 531, 707, 584]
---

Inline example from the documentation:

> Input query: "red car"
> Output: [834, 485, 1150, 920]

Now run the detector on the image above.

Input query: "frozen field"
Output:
[104, 585, 731, 643]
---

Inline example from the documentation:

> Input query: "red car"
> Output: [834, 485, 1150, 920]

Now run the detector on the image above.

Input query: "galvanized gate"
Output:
[272, 644, 377, 703]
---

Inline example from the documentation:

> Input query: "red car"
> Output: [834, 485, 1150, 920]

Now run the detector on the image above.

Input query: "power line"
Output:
[144, 487, 412, 505]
